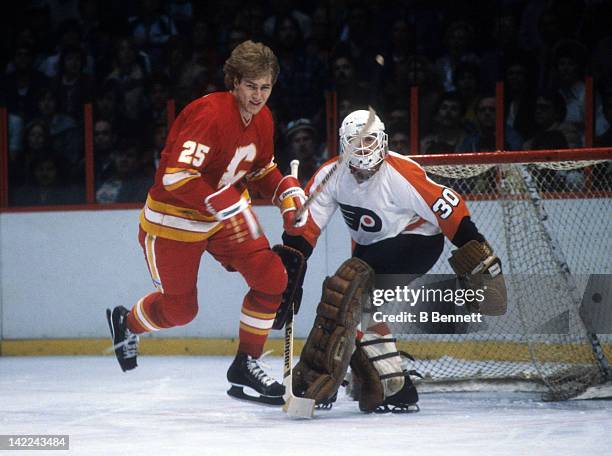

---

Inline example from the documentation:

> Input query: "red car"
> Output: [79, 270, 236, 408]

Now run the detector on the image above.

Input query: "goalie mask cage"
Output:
[399, 148, 612, 401]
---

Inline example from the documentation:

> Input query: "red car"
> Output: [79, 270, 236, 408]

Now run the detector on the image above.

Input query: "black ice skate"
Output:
[106, 306, 139, 372]
[226, 353, 285, 406]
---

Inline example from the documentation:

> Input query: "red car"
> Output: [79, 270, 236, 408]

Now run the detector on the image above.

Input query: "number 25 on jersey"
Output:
[178, 140, 210, 167]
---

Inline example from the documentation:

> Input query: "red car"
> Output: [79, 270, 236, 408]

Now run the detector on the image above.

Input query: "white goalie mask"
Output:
[339, 110, 388, 181]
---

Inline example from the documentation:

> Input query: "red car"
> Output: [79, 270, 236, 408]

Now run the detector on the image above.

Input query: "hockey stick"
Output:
[281, 159, 316, 418]
[293, 107, 377, 223]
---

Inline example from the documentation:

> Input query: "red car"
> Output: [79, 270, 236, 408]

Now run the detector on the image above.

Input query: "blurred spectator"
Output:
[106, 36, 148, 128]
[386, 106, 410, 138]
[458, 96, 523, 152]
[35, 88, 81, 165]
[336, 2, 380, 72]
[338, 98, 358, 124]
[10, 155, 83, 206]
[380, 18, 415, 87]
[234, 3, 266, 43]
[284, 118, 325, 186]
[384, 55, 443, 138]
[188, 17, 219, 90]
[331, 54, 371, 107]
[145, 74, 170, 126]
[96, 139, 153, 203]
[39, 19, 95, 79]
[162, 36, 198, 108]
[523, 90, 569, 150]
[558, 122, 583, 149]
[147, 122, 168, 169]
[389, 131, 410, 155]
[8, 114, 24, 160]
[480, 10, 527, 91]
[9, 120, 53, 188]
[264, 0, 312, 40]
[128, 0, 178, 68]
[305, 6, 334, 66]
[226, 26, 249, 54]
[92, 119, 118, 182]
[595, 92, 612, 147]
[269, 15, 325, 124]
[435, 20, 480, 92]
[51, 45, 94, 120]
[93, 80, 127, 129]
[167, 0, 194, 35]
[453, 61, 481, 125]
[523, 7, 568, 90]
[420, 92, 471, 154]
[504, 56, 537, 140]
[4, 45, 50, 124]
[549, 39, 609, 136]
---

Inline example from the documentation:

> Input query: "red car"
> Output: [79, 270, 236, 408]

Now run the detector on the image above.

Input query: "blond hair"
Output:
[223, 40, 280, 90]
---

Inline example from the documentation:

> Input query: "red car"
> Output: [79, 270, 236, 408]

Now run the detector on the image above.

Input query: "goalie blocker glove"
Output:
[448, 240, 508, 316]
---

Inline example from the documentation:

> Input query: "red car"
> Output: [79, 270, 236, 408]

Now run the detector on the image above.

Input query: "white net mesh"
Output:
[398, 151, 612, 400]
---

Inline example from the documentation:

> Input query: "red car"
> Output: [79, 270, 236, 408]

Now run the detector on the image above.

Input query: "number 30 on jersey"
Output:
[432, 188, 460, 219]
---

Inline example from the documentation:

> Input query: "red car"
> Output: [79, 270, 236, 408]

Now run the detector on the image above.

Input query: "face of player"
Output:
[347, 136, 383, 184]
[233, 74, 273, 122]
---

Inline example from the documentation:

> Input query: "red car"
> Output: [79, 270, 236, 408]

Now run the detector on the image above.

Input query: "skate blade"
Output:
[227, 385, 284, 406]
[374, 403, 420, 414]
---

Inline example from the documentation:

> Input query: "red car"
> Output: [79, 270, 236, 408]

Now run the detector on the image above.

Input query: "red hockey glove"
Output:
[273, 175, 308, 236]
[205, 185, 262, 241]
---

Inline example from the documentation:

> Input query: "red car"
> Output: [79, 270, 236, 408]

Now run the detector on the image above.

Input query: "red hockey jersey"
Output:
[140, 92, 281, 242]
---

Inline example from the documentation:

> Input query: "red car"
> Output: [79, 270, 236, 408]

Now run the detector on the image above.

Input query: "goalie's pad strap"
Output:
[379, 372, 406, 380]
[293, 257, 374, 404]
[359, 337, 397, 346]
[369, 352, 401, 362]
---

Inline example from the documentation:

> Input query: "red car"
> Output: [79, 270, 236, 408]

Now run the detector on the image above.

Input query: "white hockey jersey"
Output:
[302, 151, 471, 247]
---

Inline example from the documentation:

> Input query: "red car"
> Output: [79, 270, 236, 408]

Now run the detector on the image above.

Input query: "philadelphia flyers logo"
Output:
[338, 203, 382, 232]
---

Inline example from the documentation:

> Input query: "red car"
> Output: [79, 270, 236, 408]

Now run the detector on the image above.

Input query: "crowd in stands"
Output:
[2, 0, 612, 206]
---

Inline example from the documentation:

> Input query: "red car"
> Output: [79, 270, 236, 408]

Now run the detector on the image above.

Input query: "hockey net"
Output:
[399, 148, 612, 400]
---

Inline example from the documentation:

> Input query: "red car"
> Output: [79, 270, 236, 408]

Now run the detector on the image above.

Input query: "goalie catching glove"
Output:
[448, 240, 507, 316]
[292, 257, 374, 404]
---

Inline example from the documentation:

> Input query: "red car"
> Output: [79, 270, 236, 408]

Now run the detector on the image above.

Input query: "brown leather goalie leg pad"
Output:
[293, 257, 374, 404]
[349, 345, 385, 412]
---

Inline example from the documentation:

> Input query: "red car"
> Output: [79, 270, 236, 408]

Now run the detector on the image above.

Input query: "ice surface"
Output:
[1, 356, 610, 456]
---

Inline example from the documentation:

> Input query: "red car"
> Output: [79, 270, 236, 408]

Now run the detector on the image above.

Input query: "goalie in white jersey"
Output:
[282, 109, 507, 412]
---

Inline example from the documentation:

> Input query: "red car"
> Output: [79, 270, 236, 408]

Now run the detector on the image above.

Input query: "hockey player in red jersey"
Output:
[283, 110, 506, 412]
[106, 40, 308, 405]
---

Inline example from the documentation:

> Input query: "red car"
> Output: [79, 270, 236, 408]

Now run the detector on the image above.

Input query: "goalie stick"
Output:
[282, 159, 316, 418]
[293, 107, 377, 223]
